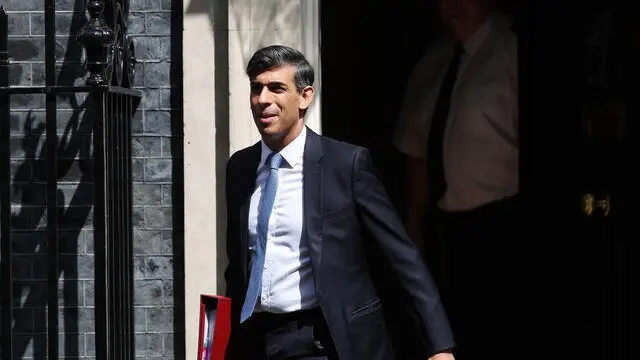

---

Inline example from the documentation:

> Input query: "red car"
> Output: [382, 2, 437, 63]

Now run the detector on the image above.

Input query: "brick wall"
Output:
[3, 0, 183, 358]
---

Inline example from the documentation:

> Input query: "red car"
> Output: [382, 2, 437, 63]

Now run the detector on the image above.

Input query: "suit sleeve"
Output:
[223, 156, 246, 360]
[224, 156, 239, 294]
[352, 148, 456, 355]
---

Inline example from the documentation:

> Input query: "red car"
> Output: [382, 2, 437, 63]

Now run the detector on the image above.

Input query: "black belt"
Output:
[248, 308, 320, 333]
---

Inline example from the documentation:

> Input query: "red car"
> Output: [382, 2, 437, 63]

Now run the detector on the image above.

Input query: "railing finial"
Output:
[0, 4, 8, 88]
[76, 0, 114, 86]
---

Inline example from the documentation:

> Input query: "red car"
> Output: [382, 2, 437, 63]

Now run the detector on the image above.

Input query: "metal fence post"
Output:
[0, 6, 13, 360]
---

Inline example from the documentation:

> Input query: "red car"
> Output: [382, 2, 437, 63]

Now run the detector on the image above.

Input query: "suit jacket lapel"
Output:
[237, 143, 261, 284]
[302, 128, 324, 288]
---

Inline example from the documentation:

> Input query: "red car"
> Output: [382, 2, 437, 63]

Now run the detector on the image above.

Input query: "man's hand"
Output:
[428, 350, 455, 360]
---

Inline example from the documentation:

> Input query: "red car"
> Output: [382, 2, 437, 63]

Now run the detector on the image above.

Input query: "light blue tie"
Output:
[240, 152, 283, 323]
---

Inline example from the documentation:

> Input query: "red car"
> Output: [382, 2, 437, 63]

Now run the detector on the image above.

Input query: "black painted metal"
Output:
[0, 6, 12, 360]
[77, 0, 115, 86]
[92, 90, 139, 360]
[0, 1, 140, 359]
[78, 0, 136, 87]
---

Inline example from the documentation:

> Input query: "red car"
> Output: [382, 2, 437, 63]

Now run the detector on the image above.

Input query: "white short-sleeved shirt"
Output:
[393, 12, 519, 212]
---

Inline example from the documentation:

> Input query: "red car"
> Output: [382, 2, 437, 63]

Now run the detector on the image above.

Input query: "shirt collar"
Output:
[462, 16, 491, 57]
[260, 126, 307, 169]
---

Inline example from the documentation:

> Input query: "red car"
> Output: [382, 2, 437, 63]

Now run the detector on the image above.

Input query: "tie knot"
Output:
[266, 152, 283, 170]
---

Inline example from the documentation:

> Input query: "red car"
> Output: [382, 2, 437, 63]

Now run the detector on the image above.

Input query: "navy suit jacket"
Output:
[224, 128, 455, 360]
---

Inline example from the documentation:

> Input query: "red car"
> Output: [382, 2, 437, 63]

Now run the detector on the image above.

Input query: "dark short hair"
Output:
[246, 45, 314, 92]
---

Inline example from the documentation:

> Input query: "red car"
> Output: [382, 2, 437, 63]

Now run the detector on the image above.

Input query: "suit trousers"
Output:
[242, 308, 338, 360]
[432, 195, 522, 360]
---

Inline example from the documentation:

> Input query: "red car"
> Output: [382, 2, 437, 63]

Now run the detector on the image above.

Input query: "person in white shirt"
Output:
[393, 0, 519, 358]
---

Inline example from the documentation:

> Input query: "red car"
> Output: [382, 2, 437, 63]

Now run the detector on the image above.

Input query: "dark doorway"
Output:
[320, 0, 441, 211]
[320, 0, 629, 358]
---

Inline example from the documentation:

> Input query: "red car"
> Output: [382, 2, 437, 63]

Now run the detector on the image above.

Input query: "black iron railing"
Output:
[92, 90, 139, 360]
[0, 1, 140, 359]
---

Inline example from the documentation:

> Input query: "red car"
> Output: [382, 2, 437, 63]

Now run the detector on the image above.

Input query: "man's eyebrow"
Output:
[250, 80, 288, 87]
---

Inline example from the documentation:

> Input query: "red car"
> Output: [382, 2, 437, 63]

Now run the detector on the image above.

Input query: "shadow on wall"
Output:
[5, 0, 94, 358]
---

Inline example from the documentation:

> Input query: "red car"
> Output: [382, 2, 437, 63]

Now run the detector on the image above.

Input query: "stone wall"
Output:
[3, 0, 182, 358]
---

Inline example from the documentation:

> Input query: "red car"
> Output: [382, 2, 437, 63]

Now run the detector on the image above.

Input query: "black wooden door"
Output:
[517, 0, 630, 358]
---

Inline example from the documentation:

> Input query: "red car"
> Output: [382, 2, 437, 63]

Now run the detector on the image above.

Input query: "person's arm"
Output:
[392, 50, 437, 249]
[352, 148, 455, 358]
[224, 156, 242, 306]
[223, 156, 247, 360]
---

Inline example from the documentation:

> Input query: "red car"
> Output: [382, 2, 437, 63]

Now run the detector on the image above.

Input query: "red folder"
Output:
[197, 294, 232, 360]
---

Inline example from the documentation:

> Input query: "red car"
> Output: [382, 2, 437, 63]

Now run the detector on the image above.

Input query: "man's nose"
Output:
[258, 87, 272, 103]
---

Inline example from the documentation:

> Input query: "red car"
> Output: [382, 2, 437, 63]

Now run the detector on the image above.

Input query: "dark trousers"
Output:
[429, 195, 521, 360]
[242, 308, 338, 360]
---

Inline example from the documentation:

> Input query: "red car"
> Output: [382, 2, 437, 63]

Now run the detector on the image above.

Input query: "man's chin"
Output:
[258, 125, 283, 138]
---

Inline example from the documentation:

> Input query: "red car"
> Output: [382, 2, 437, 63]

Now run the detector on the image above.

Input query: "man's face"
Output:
[437, 0, 487, 39]
[249, 65, 314, 142]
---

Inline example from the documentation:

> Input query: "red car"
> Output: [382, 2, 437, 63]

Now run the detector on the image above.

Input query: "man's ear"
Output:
[299, 86, 315, 110]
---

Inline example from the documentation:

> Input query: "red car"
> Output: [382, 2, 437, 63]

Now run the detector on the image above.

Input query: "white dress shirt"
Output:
[248, 126, 318, 313]
[393, 12, 519, 211]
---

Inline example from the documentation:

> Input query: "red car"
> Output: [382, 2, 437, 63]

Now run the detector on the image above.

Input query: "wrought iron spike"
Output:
[0, 5, 6, 27]
[0, 4, 8, 83]
[76, 0, 114, 86]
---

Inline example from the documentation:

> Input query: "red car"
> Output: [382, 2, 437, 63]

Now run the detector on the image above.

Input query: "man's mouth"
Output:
[259, 113, 277, 124]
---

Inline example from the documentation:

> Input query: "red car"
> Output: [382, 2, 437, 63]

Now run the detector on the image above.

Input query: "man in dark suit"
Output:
[224, 45, 456, 360]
